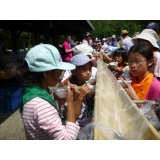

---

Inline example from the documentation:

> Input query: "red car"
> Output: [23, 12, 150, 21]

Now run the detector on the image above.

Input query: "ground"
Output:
[0, 108, 26, 140]
[0, 73, 63, 140]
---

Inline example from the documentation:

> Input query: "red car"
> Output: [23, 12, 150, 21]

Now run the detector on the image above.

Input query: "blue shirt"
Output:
[111, 42, 118, 47]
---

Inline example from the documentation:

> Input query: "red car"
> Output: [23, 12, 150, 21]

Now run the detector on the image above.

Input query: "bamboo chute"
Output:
[93, 58, 160, 140]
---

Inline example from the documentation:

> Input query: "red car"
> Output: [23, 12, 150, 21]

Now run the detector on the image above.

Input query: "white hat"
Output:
[70, 54, 96, 67]
[101, 45, 109, 51]
[73, 44, 93, 56]
[132, 29, 159, 49]
[112, 35, 116, 39]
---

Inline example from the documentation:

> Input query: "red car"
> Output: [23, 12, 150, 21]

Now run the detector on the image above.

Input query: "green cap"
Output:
[25, 43, 75, 72]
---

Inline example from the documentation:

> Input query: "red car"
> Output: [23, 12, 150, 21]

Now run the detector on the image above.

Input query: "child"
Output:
[69, 54, 96, 127]
[113, 48, 128, 69]
[13, 43, 82, 140]
[60, 44, 97, 86]
[132, 29, 160, 81]
[100, 46, 118, 63]
[112, 48, 131, 80]
[124, 44, 160, 106]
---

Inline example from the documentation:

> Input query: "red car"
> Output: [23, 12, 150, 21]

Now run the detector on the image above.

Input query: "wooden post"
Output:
[11, 30, 17, 54]
[44, 21, 50, 44]
[52, 21, 58, 48]
[33, 32, 37, 45]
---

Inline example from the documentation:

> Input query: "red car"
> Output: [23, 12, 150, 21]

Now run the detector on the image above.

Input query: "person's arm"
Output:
[63, 42, 74, 53]
[65, 48, 74, 53]
[123, 80, 144, 108]
[24, 98, 80, 140]
[100, 51, 113, 63]
[66, 85, 76, 123]
[74, 84, 90, 119]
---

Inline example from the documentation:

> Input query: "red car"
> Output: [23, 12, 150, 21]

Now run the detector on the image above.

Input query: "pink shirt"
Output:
[145, 77, 160, 100]
[22, 97, 80, 140]
[62, 41, 72, 61]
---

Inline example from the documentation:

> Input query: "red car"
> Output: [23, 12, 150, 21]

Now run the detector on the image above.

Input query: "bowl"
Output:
[109, 62, 118, 66]
[53, 87, 67, 98]
[118, 80, 132, 88]
[87, 78, 96, 84]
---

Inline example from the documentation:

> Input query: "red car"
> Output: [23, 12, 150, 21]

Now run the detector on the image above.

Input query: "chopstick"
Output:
[70, 86, 81, 89]
[57, 86, 81, 89]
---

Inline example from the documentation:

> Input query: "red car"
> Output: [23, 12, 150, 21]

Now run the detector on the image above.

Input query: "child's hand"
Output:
[72, 87, 80, 102]
[118, 76, 125, 80]
[78, 84, 90, 99]
[66, 81, 74, 102]
[110, 65, 122, 72]
[123, 80, 139, 100]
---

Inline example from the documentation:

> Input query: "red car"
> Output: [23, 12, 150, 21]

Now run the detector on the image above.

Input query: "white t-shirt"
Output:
[61, 67, 97, 82]
[122, 37, 133, 52]
[149, 51, 160, 77]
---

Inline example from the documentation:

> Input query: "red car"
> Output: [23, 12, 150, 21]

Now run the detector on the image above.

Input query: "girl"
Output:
[13, 43, 86, 140]
[113, 48, 128, 69]
[60, 44, 97, 86]
[69, 54, 96, 127]
[112, 48, 131, 80]
[132, 29, 160, 81]
[124, 44, 160, 107]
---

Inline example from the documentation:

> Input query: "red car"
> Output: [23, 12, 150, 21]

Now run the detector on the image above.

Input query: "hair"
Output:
[113, 48, 128, 65]
[12, 61, 45, 86]
[128, 43, 153, 61]
[121, 33, 128, 37]
[65, 33, 71, 39]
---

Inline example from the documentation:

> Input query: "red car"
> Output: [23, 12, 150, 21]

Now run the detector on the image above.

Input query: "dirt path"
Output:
[0, 109, 26, 140]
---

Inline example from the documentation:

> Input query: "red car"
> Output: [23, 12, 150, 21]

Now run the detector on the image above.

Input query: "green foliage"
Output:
[0, 20, 160, 50]
[90, 20, 160, 39]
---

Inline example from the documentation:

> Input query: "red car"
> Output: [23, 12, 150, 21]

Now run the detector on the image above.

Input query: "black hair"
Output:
[12, 61, 45, 87]
[113, 48, 128, 65]
[121, 33, 128, 37]
[65, 33, 71, 39]
[128, 43, 153, 61]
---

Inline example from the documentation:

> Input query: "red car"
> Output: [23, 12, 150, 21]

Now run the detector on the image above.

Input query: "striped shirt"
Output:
[22, 97, 80, 140]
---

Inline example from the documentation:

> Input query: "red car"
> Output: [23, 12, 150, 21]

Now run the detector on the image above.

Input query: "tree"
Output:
[90, 20, 160, 39]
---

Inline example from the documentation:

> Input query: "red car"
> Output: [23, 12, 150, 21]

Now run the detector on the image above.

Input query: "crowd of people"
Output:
[13, 22, 160, 140]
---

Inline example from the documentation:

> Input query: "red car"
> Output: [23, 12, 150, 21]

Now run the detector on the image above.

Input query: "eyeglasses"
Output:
[128, 60, 147, 66]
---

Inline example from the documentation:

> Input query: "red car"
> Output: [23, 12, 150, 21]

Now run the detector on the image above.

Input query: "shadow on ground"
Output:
[0, 108, 26, 140]
[0, 108, 19, 125]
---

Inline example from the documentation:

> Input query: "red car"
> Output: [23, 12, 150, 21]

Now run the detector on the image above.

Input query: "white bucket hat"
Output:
[132, 29, 159, 49]
[73, 44, 93, 56]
